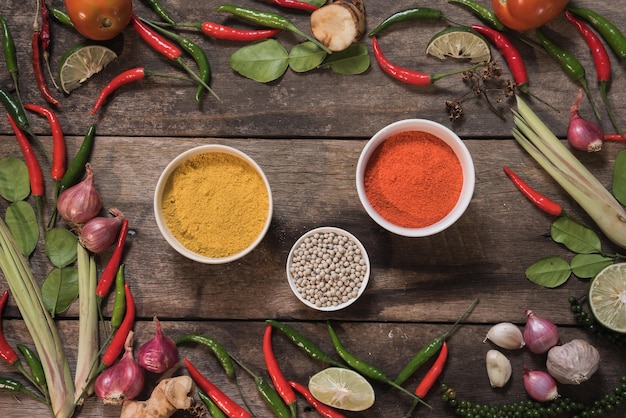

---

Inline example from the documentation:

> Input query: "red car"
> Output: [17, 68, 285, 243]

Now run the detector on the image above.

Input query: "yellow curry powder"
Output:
[161, 152, 270, 258]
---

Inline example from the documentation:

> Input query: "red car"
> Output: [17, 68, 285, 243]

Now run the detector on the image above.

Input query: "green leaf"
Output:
[0, 156, 30, 202]
[5, 201, 38, 256]
[570, 253, 614, 279]
[550, 216, 601, 254]
[230, 39, 289, 83]
[45, 228, 78, 268]
[306, 0, 326, 6]
[42, 267, 79, 317]
[288, 42, 327, 73]
[525, 256, 571, 288]
[320, 43, 370, 75]
[613, 149, 626, 206]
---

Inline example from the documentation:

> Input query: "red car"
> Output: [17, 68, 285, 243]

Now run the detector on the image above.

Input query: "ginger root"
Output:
[120, 376, 194, 418]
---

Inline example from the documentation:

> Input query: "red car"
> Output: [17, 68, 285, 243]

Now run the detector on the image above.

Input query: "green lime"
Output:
[589, 263, 626, 333]
[58, 44, 117, 94]
[426, 26, 491, 64]
[308, 367, 375, 411]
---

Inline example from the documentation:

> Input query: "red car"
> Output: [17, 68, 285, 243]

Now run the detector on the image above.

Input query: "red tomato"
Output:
[64, 0, 133, 41]
[492, 0, 569, 31]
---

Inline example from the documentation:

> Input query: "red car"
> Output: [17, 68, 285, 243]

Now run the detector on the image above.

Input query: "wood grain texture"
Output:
[1, 0, 626, 416]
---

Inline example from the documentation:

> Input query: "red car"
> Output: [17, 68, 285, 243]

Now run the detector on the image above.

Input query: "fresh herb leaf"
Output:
[320, 43, 370, 75]
[551, 216, 601, 254]
[289, 42, 326, 73]
[0, 156, 30, 202]
[42, 267, 79, 317]
[570, 254, 614, 279]
[525, 256, 571, 288]
[5, 201, 38, 256]
[613, 149, 626, 206]
[230, 39, 289, 83]
[45, 228, 78, 269]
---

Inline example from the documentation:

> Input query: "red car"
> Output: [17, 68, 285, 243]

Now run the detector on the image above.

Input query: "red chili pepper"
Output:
[90, 68, 147, 115]
[130, 13, 181, 60]
[604, 133, 626, 141]
[101, 283, 135, 367]
[371, 36, 431, 86]
[31, 32, 60, 106]
[24, 104, 65, 181]
[0, 290, 19, 366]
[200, 21, 280, 41]
[264, 0, 319, 12]
[470, 24, 529, 93]
[288, 380, 346, 418]
[7, 113, 44, 198]
[502, 166, 563, 216]
[39, 0, 51, 52]
[566, 11, 621, 134]
[96, 218, 130, 298]
[263, 325, 297, 416]
[414, 341, 448, 398]
[184, 358, 251, 418]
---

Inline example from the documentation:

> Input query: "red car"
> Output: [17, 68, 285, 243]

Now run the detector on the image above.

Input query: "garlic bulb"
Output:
[486, 349, 512, 388]
[484, 322, 525, 350]
[546, 339, 600, 385]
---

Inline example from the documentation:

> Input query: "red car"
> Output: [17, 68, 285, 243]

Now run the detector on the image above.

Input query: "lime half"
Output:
[426, 27, 491, 64]
[589, 263, 626, 333]
[58, 44, 117, 94]
[308, 367, 375, 411]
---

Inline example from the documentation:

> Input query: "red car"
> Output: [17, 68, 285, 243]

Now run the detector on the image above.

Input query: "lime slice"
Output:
[426, 27, 491, 63]
[58, 44, 117, 94]
[308, 367, 375, 411]
[589, 263, 626, 333]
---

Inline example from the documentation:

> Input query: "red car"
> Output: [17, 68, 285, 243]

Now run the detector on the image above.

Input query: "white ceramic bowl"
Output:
[356, 119, 474, 237]
[286, 227, 370, 311]
[154, 144, 273, 264]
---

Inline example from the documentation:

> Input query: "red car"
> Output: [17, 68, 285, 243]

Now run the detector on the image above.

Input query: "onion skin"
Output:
[79, 208, 124, 253]
[524, 310, 559, 354]
[137, 316, 179, 374]
[95, 332, 144, 405]
[568, 89, 603, 152]
[57, 163, 102, 224]
[523, 366, 559, 402]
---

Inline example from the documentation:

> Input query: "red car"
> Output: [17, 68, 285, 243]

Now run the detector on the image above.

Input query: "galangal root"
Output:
[120, 376, 194, 418]
[311, 0, 366, 52]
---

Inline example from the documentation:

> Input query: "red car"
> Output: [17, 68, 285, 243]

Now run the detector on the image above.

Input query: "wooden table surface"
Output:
[1, 1, 626, 417]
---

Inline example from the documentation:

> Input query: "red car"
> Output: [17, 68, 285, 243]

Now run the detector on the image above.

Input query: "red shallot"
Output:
[522, 366, 559, 402]
[57, 163, 102, 224]
[524, 310, 559, 354]
[137, 316, 178, 374]
[79, 208, 124, 253]
[567, 89, 604, 152]
[95, 331, 144, 405]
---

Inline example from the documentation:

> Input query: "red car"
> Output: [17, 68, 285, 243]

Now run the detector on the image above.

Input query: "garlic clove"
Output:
[546, 339, 600, 385]
[484, 322, 525, 350]
[486, 349, 512, 388]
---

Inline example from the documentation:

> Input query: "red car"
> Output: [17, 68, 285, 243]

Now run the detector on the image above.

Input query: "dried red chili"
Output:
[263, 325, 297, 417]
[96, 218, 130, 299]
[0, 290, 19, 366]
[101, 283, 135, 367]
[24, 104, 65, 181]
[31, 31, 60, 106]
[502, 166, 563, 216]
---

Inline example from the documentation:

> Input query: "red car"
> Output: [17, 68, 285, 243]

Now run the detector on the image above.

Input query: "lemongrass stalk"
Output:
[0, 218, 75, 418]
[513, 95, 626, 249]
[74, 243, 99, 405]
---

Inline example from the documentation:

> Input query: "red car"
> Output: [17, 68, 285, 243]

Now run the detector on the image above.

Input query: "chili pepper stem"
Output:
[14, 360, 49, 400]
[598, 81, 622, 133]
[580, 79, 602, 122]
[431, 62, 484, 83]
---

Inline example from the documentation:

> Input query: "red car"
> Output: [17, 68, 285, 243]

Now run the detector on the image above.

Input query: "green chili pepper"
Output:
[110, 264, 126, 331]
[394, 297, 478, 386]
[368, 7, 447, 37]
[326, 322, 430, 407]
[46, 6, 74, 27]
[231, 356, 291, 418]
[0, 87, 30, 133]
[16, 344, 48, 398]
[198, 390, 228, 418]
[568, 7, 626, 61]
[142, 0, 177, 25]
[0, 16, 20, 95]
[266, 320, 343, 367]
[0, 377, 46, 403]
[447, 0, 505, 31]
[535, 27, 601, 121]
[60, 124, 96, 190]
[175, 334, 235, 378]
[216, 4, 332, 54]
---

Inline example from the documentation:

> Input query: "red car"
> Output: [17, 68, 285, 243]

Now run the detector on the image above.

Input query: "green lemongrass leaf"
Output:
[0, 156, 30, 202]
[613, 149, 626, 206]
[550, 216, 601, 254]
[320, 43, 370, 75]
[525, 256, 571, 288]
[5, 201, 38, 256]
[42, 267, 79, 316]
[570, 254, 614, 279]
[289, 42, 327, 73]
[230, 39, 289, 83]
[45, 228, 78, 268]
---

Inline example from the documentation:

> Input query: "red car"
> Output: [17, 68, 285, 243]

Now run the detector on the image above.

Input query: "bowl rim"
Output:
[286, 226, 371, 311]
[154, 144, 273, 264]
[355, 119, 475, 237]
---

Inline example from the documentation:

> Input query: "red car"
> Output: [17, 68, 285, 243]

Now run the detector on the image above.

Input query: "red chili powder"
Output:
[363, 130, 463, 228]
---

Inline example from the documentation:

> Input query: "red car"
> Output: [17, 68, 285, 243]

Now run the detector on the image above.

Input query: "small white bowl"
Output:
[154, 144, 273, 264]
[286, 227, 370, 311]
[356, 119, 474, 237]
